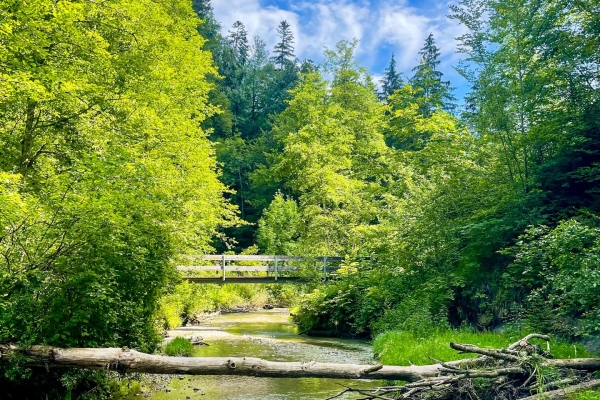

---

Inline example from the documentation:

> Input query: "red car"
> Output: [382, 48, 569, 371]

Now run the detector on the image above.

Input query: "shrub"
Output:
[163, 337, 195, 357]
[502, 219, 600, 338]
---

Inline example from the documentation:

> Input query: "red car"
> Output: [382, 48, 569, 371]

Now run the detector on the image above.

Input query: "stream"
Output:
[149, 308, 382, 400]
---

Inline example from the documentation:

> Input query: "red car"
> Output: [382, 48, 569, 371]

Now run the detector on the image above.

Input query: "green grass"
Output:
[163, 337, 194, 357]
[569, 390, 600, 400]
[373, 329, 592, 366]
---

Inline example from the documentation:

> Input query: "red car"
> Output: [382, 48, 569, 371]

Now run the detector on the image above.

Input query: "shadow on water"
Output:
[150, 309, 383, 400]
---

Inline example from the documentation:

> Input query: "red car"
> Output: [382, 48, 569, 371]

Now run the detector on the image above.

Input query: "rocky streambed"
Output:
[146, 308, 380, 400]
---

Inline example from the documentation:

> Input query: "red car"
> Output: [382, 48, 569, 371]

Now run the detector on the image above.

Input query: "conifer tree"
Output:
[410, 33, 455, 115]
[380, 53, 403, 100]
[192, 0, 221, 49]
[273, 20, 295, 68]
[228, 21, 250, 65]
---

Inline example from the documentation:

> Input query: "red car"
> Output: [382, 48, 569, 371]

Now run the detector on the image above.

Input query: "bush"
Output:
[293, 266, 454, 338]
[502, 219, 600, 338]
[163, 337, 195, 357]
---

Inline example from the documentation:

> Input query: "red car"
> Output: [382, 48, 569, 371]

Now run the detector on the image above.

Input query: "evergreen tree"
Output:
[300, 59, 319, 73]
[410, 33, 455, 116]
[380, 53, 403, 100]
[192, 0, 221, 50]
[228, 21, 250, 65]
[273, 20, 295, 68]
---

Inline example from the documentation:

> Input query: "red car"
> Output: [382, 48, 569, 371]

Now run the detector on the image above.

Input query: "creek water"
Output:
[149, 308, 382, 400]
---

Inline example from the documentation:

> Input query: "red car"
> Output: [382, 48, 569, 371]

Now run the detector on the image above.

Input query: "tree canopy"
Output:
[0, 0, 235, 394]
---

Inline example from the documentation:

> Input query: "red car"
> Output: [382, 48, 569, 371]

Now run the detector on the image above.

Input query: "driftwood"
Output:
[329, 334, 600, 400]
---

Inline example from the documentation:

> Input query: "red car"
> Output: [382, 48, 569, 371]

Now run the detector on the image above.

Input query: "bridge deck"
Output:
[179, 255, 372, 284]
[181, 276, 305, 284]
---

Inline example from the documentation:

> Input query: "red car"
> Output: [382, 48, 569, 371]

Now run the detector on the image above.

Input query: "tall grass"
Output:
[373, 329, 592, 366]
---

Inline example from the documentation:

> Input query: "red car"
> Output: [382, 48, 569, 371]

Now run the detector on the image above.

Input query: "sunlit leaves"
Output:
[0, 0, 235, 354]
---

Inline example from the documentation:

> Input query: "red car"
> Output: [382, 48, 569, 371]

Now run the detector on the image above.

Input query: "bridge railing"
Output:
[178, 255, 349, 283]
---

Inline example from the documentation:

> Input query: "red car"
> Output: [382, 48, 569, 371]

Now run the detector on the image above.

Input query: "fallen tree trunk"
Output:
[0, 344, 458, 381]
[3, 335, 600, 399]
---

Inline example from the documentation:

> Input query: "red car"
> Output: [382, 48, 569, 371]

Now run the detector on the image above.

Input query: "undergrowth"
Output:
[157, 281, 301, 329]
[163, 337, 194, 357]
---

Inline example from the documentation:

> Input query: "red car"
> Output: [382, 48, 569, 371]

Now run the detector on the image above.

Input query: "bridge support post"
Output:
[221, 255, 226, 282]
[322, 256, 327, 280]
[274, 256, 278, 282]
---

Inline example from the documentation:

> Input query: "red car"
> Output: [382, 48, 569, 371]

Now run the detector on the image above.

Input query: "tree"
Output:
[502, 220, 600, 337]
[190, 0, 235, 138]
[236, 36, 275, 137]
[0, 0, 235, 395]
[192, 0, 222, 52]
[258, 40, 389, 256]
[256, 192, 301, 254]
[440, 0, 600, 329]
[380, 53, 404, 100]
[273, 20, 296, 69]
[228, 21, 250, 65]
[410, 33, 456, 116]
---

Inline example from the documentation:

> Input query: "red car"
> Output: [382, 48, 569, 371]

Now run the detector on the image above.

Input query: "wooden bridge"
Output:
[177, 255, 355, 284]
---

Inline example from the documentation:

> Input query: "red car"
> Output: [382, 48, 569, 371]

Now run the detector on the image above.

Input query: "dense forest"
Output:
[1, 0, 599, 398]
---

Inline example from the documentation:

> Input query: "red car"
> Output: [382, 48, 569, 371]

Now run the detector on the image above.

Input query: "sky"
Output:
[211, 0, 471, 102]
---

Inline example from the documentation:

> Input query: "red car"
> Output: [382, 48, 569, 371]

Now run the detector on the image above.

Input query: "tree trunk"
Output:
[1, 344, 458, 381]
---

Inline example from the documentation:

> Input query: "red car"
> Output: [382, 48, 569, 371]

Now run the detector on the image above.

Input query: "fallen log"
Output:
[2, 334, 600, 399]
[0, 344, 459, 381]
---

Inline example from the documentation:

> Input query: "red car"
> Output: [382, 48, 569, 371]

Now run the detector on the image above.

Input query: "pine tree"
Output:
[228, 21, 250, 65]
[273, 20, 295, 69]
[192, 0, 221, 47]
[380, 53, 403, 100]
[410, 33, 455, 115]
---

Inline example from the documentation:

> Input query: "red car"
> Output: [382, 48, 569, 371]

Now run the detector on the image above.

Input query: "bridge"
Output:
[178, 255, 359, 284]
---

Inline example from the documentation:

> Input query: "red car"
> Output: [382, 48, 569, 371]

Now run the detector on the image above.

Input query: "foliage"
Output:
[0, 0, 234, 396]
[256, 192, 300, 254]
[0, 368, 121, 400]
[380, 53, 404, 100]
[228, 21, 249, 65]
[157, 281, 299, 329]
[163, 337, 195, 357]
[502, 219, 600, 337]
[258, 40, 390, 257]
[569, 390, 600, 400]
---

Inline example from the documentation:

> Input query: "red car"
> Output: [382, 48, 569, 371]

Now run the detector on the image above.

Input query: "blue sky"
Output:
[211, 0, 471, 101]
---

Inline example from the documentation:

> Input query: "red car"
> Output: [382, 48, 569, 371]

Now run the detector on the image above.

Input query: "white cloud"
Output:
[211, 0, 299, 57]
[293, 1, 370, 57]
[370, 3, 433, 70]
[210, 0, 468, 82]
